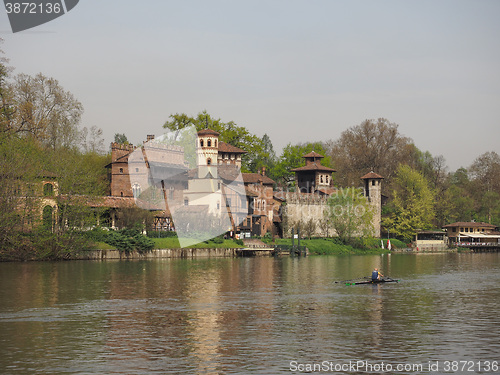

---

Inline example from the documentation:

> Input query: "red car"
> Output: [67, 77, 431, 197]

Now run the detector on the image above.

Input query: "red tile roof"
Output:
[303, 151, 324, 158]
[361, 171, 384, 180]
[242, 173, 275, 185]
[218, 141, 246, 154]
[291, 163, 336, 172]
[197, 128, 220, 136]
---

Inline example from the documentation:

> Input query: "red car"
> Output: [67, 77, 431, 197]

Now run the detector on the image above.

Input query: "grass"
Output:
[152, 237, 244, 249]
[264, 237, 403, 255]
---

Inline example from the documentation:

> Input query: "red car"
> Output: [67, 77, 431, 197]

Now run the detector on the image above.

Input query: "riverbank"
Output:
[0, 236, 406, 261]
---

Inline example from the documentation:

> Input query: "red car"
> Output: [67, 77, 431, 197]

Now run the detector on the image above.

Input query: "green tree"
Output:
[113, 132, 129, 144]
[382, 165, 435, 241]
[325, 187, 374, 244]
[274, 142, 333, 188]
[163, 111, 273, 174]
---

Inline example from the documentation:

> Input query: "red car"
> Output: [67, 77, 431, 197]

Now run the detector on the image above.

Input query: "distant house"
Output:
[413, 230, 447, 251]
[442, 221, 500, 245]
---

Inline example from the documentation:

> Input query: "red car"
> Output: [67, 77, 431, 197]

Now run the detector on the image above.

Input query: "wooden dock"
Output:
[459, 243, 500, 252]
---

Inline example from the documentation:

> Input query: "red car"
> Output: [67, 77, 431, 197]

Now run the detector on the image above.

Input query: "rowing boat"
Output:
[346, 278, 399, 286]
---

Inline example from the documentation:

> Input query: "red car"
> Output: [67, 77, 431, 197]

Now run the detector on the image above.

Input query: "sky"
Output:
[1, 0, 499, 171]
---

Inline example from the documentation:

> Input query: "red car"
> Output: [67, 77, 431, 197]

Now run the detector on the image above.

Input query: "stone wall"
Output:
[78, 248, 239, 260]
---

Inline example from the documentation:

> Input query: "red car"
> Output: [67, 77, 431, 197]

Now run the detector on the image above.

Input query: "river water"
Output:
[0, 253, 499, 374]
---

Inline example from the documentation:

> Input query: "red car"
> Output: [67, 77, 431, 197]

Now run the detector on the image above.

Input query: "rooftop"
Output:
[291, 163, 336, 172]
[361, 171, 384, 180]
[197, 128, 220, 136]
[218, 141, 246, 154]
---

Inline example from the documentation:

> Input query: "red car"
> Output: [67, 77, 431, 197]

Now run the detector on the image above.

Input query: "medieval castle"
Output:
[106, 129, 383, 239]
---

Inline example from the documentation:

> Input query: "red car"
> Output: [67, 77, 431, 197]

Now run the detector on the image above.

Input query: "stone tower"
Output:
[361, 171, 384, 237]
[196, 128, 220, 179]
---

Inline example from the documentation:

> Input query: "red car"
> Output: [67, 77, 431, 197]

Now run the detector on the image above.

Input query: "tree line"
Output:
[1, 38, 499, 258]
[164, 114, 500, 242]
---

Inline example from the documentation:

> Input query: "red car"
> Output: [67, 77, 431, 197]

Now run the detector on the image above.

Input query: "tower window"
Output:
[372, 180, 376, 186]
[215, 140, 217, 147]
[208, 139, 212, 147]
[207, 158, 212, 165]
[200, 139, 204, 147]
[132, 183, 141, 198]
[119, 168, 123, 174]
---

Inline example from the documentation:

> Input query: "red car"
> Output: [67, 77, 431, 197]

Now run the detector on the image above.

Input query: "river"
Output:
[1, 253, 499, 374]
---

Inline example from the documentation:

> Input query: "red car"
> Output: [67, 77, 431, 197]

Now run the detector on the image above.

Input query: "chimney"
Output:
[262, 166, 266, 176]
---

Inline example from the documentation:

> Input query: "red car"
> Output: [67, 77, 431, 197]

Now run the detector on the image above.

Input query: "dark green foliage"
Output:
[146, 230, 178, 238]
[84, 228, 154, 254]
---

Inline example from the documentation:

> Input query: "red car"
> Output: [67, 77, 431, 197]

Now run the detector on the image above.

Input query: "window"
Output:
[132, 183, 141, 198]
[217, 202, 220, 210]
[226, 198, 231, 207]
[135, 168, 139, 172]
[119, 168, 124, 174]
[320, 175, 324, 183]
[207, 158, 212, 165]
[120, 192, 124, 197]
[326, 176, 329, 183]
[43, 183, 54, 197]
[208, 139, 211, 147]
[215, 140, 217, 147]
[372, 180, 376, 186]
[262, 200, 266, 211]
[465, 228, 469, 233]
[200, 139, 204, 147]
[184, 198, 189, 206]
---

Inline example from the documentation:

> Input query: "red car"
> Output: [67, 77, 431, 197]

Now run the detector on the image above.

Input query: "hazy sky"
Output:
[1, 0, 499, 171]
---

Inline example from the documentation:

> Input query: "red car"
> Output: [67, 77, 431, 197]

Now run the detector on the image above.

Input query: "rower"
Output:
[372, 268, 383, 281]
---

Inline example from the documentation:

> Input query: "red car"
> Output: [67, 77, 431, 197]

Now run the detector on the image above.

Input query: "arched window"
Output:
[215, 140, 217, 147]
[208, 139, 212, 147]
[207, 158, 212, 165]
[119, 168, 124, 174]
[43, 183, 54, 196]
[132, 183, 141, 198]
[120, 192, 124, 197]
[320, 175, 324, 183]
[262, 200, 266, 211]
[42, 205, 53, 230]
[200, 139, 204, 147]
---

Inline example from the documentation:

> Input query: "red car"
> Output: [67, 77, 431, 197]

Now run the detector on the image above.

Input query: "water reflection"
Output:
[0, 253, 499, 374]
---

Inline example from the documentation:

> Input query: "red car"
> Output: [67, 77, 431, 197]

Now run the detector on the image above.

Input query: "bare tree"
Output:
[11, 73, 83, 149]
[325, 118, 415, 188]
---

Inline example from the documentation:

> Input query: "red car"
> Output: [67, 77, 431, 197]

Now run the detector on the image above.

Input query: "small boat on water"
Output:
[346, 278, 399, 286]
